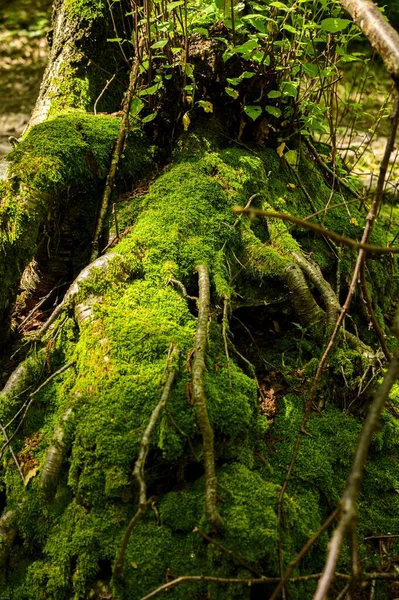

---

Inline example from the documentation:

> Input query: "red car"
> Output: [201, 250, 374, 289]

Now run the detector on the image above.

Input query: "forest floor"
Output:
[0, 1, 49, 158]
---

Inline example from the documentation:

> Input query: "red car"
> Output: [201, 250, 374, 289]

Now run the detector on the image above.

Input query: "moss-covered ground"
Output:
[0, 112, 399, 600]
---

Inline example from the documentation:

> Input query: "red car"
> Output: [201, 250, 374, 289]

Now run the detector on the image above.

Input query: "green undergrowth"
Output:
[2, 125, 399, 599]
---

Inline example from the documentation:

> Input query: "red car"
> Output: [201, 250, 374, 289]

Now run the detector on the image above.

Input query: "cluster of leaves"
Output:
[108, 0, 367, 141]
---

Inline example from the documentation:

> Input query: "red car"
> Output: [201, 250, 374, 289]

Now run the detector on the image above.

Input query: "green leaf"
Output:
[166, 0, 183, 9]
[241, 71, 255, 79]
[235, 39, 258, 55]
[302, 63, 318, 77]
[285, 149, 297, 165]
[192, 27, 209, 38]
[320, 18, 351, 33]
[281, 82, 297, 98]
[265, 105, 282, 118]
[227, 77, 241, 86]
[244, 105, 262, 121]
[225, 87, 239, 99]
[151, 39, 168, 49]
[142, 111, 158, 123]
[268, 90, 281, 99]
[107, 38, 123, 42]
[283, 24, 299, 34]
[269, 1, 289, 11]
[198, 100, 213, 113]
[130, 97, 144, 117]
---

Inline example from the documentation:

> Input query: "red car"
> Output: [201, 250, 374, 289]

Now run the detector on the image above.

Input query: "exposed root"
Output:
[0, 361, 76, 460]
[37, 253, 120, 339]
[293, 252, 340, 328]
[193, 265, 223, 530]
[40, 407, 74, 500]
[283, 263, 325, 333]
[0, 510, 17, 566]
[113, 344, 180, 578]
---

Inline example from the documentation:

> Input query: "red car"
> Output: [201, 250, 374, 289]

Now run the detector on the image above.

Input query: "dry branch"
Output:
[113, 344, 180, 577]
[233, 207, 399, 255]
[90, 38, 144, 261]
[140, 571, 399, 600]
[192, 265, 223, 530]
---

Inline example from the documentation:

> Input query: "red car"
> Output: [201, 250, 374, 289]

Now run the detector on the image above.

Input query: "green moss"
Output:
[10, 112, 149, 194]
[64, 0, 106, 20]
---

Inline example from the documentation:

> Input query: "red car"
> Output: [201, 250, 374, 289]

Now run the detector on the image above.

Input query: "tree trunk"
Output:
[1, 2, 399, 599]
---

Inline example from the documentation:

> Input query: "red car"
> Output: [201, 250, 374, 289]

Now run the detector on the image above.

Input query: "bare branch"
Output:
[270, 509, 339, 600]
[91, 37, 145, 261]
[232, 207, 399, 255]
[313, 320, 399, 599]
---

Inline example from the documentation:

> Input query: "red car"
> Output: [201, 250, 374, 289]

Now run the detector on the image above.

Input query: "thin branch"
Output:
[0, 361, 76, 458]
[304, 137, 361, 199]
[140, 572, 399, 600]
[193, 265, 223, 530]
[313, 323, 399, 599]
[222, 297, 232, 389]
[0, 423, 24, 482]
[113, 345, 180, 577]
[232, 207, 399, 255]
[269, 509, 339, 600]
[90, 37, 144, 261]
[360, 261, 391, 361]
[194, 527, 264, 577]
[167, 278, 197, 301]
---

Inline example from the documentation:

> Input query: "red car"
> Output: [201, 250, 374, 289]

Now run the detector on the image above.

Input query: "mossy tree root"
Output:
[40, 407, 74, 500]
[193, 265, 223, 531]
[292, 251, 340, 328]
[113, 344, 181, 578]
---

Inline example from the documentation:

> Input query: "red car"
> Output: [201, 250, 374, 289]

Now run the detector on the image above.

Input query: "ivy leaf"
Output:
[244, 105, 262, 121]
[142, 111, 158, 123]
[320, 18, 351, 33]
[265, 105, 282, 118]
[269, 1, 290, 11]
[285, 149, 297, 166]
[277, 142, 286, 157]
[227, 77, 241, 86]
[151, 39, 168, 49]
[268, 90, 281, 99]
[198, 100, 213, 113]
[281, 81, 297, 98]
[130, 97, 144, 117]
[225, 87, 239, 99]
[182, 112, 191, 131]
